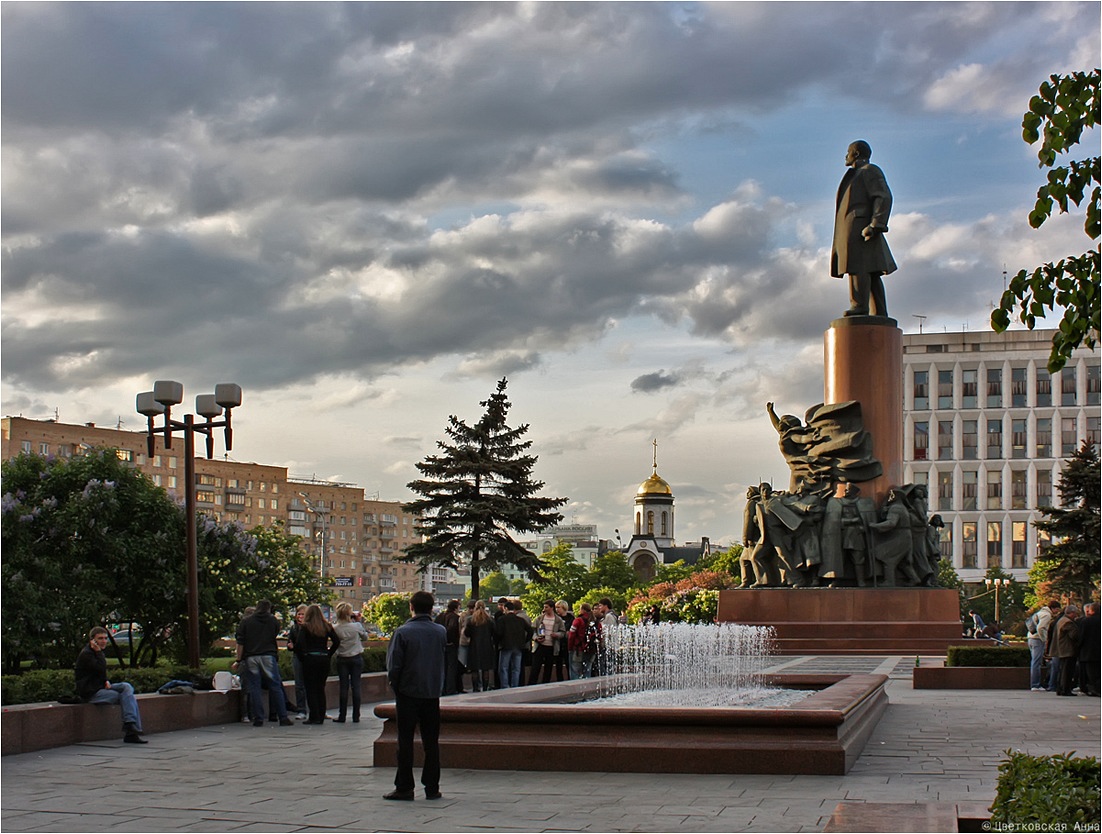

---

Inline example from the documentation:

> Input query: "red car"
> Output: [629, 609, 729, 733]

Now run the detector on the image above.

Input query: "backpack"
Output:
[1026, 613, 1038, 635]
[582, 618, 601, 653]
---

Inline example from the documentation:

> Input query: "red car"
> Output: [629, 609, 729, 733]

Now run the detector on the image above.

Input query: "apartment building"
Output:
[901, 329, 1100, 582]
[1, 416, 423, 598]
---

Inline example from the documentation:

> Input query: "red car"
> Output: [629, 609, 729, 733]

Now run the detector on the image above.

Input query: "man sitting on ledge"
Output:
[75, 626, 147, 744]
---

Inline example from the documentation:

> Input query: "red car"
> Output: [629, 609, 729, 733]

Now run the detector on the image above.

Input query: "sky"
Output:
[2, 2, 1098, 548]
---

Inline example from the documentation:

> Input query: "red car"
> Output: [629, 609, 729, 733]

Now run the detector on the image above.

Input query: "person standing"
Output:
[285, 604, 309, 719]
[234, 600, 293, 727]
[333, 601, 369, 722]
[296, 604, 339, 724]
[434, 599, 461, 696]
[830, 139, 897, 318]
[595, 598, 618, 676]
[494, 600, 533, 689]
[567, 602, 601, 680]
[75, 627, 147, 744]
[1077, 602, 1100, 697]
[457, 600, 476, 694]
[554, 600, 574, 681]
[529, 600, 566, 684]
[385, 590, 446, 802]
[1026, 601, 1057, 691]
[463, 601, 496, 692]
[1055, 605, 1082, 696]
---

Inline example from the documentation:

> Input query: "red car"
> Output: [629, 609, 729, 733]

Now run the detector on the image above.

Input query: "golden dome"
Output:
[637, 470, 672, 496]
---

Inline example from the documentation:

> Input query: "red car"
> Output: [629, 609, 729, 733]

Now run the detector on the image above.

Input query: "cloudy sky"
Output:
[3, 2, 1097, 547]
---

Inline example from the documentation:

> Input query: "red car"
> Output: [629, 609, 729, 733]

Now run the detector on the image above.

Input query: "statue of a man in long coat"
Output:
[831, 140, 897, 317]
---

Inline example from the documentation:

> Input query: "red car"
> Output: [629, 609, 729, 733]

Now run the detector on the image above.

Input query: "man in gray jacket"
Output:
[385, 591, 447, 801]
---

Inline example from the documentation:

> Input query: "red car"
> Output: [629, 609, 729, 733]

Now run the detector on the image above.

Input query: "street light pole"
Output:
[137, 381, 241, 669]
[985, 577, 1010, 624]
[298, 493, 328, 581]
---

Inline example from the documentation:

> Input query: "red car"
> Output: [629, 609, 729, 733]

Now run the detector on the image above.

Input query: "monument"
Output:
[717, 140, 963, 653]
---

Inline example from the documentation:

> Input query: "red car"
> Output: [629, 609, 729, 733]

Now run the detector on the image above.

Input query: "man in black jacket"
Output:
[494, 600, 534, 689]
[233, 599, 292, 727]
[75, 626, 146, 744]
[386, 591, 447, 801]
[1078, 602, 1100, 697]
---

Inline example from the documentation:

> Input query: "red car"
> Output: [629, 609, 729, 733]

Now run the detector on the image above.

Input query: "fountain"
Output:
[373, 622, 888, 775]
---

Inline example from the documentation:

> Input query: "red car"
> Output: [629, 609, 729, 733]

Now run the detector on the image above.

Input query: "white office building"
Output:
[902, 328, 1099, 582]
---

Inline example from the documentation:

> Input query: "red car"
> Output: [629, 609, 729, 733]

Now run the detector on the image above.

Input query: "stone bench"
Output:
[2, 672, 391, 756]
[823, 800, 991, 832]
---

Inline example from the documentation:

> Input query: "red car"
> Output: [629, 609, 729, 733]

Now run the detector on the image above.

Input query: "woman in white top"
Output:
[332, 602, 369, 722]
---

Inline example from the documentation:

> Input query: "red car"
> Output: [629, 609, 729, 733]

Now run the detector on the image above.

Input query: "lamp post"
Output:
[298, 493, 329, 580]
[137, 381, 242, 669]
[985, 577, 1010, 624]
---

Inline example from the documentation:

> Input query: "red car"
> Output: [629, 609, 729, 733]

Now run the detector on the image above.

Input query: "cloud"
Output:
[630, 370, 683, 393]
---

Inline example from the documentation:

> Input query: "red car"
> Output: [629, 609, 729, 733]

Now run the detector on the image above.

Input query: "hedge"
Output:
[990, 750, 1100, 828]
[945, 645, 1031, 668]
[1, 648, 389, 706]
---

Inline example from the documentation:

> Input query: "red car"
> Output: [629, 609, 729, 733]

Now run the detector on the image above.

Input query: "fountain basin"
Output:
[372, 672, 887, 775]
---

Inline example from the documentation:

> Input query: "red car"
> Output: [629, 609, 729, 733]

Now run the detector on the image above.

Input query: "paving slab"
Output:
[3, 658, 1099, 833]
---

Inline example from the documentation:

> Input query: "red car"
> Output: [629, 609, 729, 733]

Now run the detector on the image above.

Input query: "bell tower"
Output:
[632, 438, 675, 549]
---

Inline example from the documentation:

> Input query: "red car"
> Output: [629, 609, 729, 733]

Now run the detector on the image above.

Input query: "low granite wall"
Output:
[2, 672, 391, 756]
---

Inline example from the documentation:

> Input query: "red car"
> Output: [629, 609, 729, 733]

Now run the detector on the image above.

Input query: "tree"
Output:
[1031, 440, 1101, 603]
[991, 69, 1100, 373]
[478, 571, 514, 601]
[404, 378, 567, 599]
[967, 566, 1028, 633]
[587, 551, 638, 594]
[363, 592, 413, 635]
[1, 449, 185, 671]
[519, 542, 590, 614]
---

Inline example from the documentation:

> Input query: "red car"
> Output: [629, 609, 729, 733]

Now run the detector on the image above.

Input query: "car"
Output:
[108, 629, 142, 646]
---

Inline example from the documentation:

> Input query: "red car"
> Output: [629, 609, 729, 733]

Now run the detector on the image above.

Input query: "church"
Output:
[622, 441, 712, 580]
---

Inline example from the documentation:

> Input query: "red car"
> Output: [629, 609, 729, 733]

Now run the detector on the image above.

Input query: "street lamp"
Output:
[298, 493, 329, 580]
[137, 380, 241, 669]
[985, 577, 1010, 624]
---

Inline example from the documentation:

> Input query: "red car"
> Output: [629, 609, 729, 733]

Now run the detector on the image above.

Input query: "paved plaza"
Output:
[2, 656, 1099, 833]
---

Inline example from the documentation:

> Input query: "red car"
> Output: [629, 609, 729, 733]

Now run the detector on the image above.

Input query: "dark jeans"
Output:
[1058, 656, 1078, 695]
[291, 654, 307, 713]
[337, 654, 363, 720]
[530, 644, 557, 684]
[394, 692, 441, 793]
[301, 653, 331, 722]
[442, 645, 458, 695]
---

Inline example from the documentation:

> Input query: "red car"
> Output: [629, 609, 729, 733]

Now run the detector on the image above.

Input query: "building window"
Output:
[986, 522, 1002, 568]
[196, 490, 216, 504]
[1088, 365, 1100, 406]
[913, 422, 929, 460]
[1061, 369, 1077, 406]
[939, 525, 953, 560]
[987, 419, 1003, 459]
[153, 474, 162, 487]
[1038, 529, 1052, 556]
[986, 368, 1002, 408]
[1036, 418, 1052, 458]
[1010, 470, 1027, 510]
[962, 420, 978, 460]
[1011, 419, 1028, 460]
[938, 421, 953, 460]
[39, 442, 50, 455]
[167, 476, 177, 489]
[20, 440, 31, 454]
[1088, 416, 1101, 452]
[987, 470, 1002, 511]
[1061, 417, 1078, 456]
[646, 511, 654, 535]
[913, 370, 929, 410]
[962, 522, 978, 569]
[661, 512, 668, 536]
[938, 370, 953, 409]
[1011, 522, 1028, 569]
[961, 471, 978, 511]
[961, 369, 978, 409]
[938, 471, 953, 512]
[1036, 370, 1052, 407]
[1036, 468, 1053, 508]
[1011, 367, 1027, 407]
[911, 470, 928, 487]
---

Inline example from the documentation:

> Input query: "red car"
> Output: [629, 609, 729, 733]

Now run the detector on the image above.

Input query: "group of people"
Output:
[434, 596, 620, 695]
[232, 598, 371, 726]
[1025, 600, 1100, 697]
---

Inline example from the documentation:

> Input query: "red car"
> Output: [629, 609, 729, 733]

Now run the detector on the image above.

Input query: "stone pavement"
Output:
[2, 656, 1099, 833]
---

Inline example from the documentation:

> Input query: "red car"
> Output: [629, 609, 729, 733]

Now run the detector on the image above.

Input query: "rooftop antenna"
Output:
[913, 314, 927, 334]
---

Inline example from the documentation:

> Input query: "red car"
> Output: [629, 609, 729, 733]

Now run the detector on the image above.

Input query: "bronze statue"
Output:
[767, 401, 882, 495]
[830, 140, 896, 317]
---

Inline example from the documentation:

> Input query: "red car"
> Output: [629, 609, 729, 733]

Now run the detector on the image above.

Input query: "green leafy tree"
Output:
[698, 544, 745, 576]
[1, 450, 185, 671]
[363, 592, 413, 635]
[519, 542, 589, 614]
[576, 586, 631, 615]
[937, 558, 966, 620]
[992, 69, 1100, 372]
[1031, 440, 1101, 602]
[653, 559, 696, 585]
[478, 571, 514, 601]
[967, 566, 1028, 633]
[587, 551, 638, 594]
[404, 378, 567, 599]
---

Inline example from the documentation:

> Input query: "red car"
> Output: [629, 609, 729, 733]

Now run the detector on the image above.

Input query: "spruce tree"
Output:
[403, 378, 567, 599]
[1032, 440, 1101, 602]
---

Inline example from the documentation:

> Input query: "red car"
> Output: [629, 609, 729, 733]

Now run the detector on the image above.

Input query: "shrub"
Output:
[946, 645, 1031, 668]
[1, 665, 214, 705]
[990, 750, 1100, 829]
